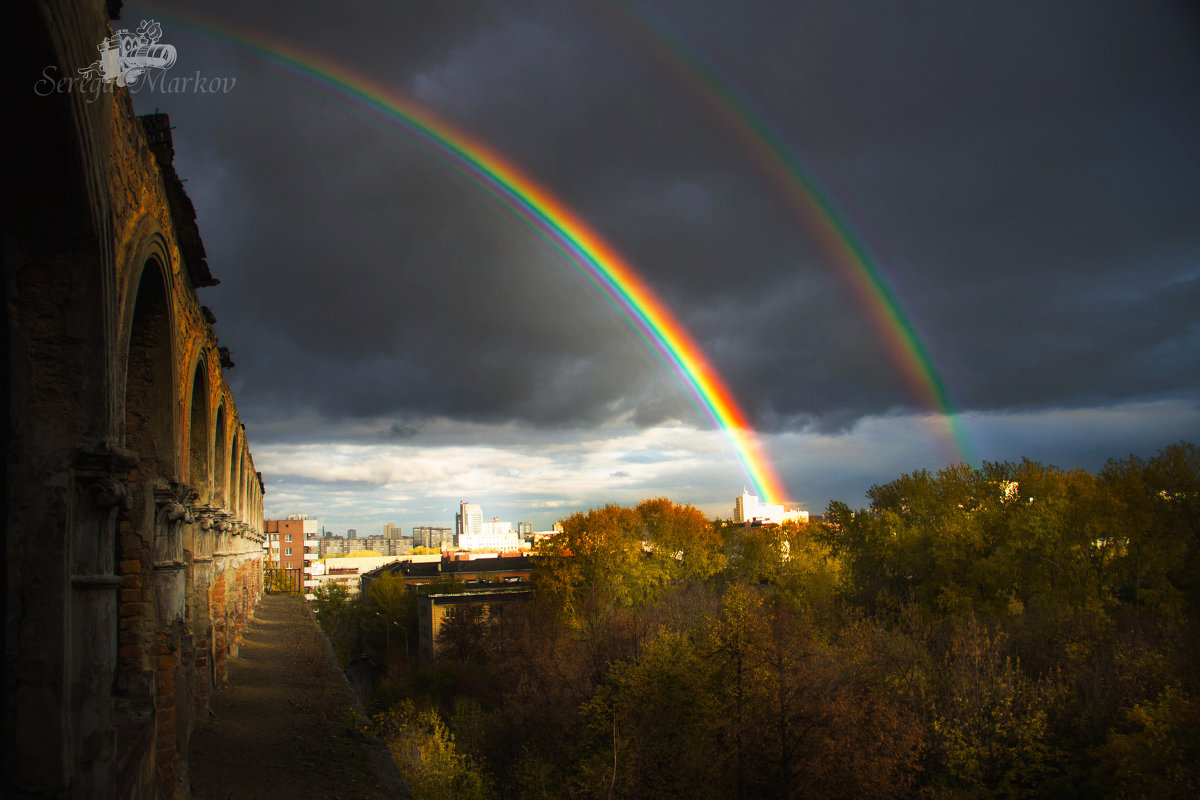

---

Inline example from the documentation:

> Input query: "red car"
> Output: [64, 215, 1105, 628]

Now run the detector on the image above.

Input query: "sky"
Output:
[123, 0, 1200, 535]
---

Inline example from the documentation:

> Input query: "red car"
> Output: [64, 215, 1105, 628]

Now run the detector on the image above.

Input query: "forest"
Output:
[313, 442, 1200, 799]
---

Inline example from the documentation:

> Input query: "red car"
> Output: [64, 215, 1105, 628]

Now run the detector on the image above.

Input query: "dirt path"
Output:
[189, 594, 408, 799]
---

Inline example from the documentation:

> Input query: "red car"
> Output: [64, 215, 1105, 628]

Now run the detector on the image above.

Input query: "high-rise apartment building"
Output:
[413, 525, 454, 549]
[264, 517, 320, 574]
[382, 522, 401, 539]
[457, 501, 483, 540]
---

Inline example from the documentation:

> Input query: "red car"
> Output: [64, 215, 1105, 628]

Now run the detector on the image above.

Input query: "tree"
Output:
[374, 699, 487, 800]
[703, 582, 769, 799]
[928, 618, 1065, 798]
[535, 499, 725, 629]
[1103, 443, 1200, 621]
[576, 628, 720, 800]
[437, 602, 491, 664]
[534, 504, 642, 627]
[533, 502, 690, 681]
[635, 497, 725, 583]
[312, 582, 361, 666]
[366, 571, 417, 666]
[1092, 688, 1200, 799]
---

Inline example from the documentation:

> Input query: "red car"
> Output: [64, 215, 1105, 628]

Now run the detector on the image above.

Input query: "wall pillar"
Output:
[68, 446, 138, 798]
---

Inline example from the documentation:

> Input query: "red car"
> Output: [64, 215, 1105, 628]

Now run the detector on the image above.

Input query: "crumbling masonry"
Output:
[6, 1, 266, 797]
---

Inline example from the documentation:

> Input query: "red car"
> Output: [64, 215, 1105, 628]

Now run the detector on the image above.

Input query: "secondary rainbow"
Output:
[141, 8, 791, 504]
[612, 2, 977, 465]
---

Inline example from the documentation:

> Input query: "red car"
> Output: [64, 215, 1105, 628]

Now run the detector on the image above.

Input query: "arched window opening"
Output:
[240, 462, 250, 522]
[240, 462, 249, 525]
[213, 405, 227, 508]
[124, 259, 174, 478]
[229, 435, 240, 514]
[188, 361, 209, 501]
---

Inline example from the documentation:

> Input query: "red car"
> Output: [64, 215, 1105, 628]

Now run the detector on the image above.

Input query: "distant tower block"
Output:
[459, 501, 483, 539]
[734, 489, 808, 525]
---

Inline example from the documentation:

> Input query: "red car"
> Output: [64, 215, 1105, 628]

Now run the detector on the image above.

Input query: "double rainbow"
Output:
[143, 9, 791, 504]
[613, 1, 977, 465]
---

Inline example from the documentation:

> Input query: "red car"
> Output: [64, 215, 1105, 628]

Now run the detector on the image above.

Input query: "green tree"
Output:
[703, 582, 769, 799]
[1103, 443, 1200, 621]
[312, 582, 361, 666]
[576, 628, 720, 800]
[374, 699, 488, 800]
[535, 499, 725, 628]
[635, 497, 725, 584]
[437, 602, 491, 664]
[533, 501, 709, 680]
[366, 571, 418, 666]
[1092, 688, 1200, 799]
[928, 619, 1065, 798]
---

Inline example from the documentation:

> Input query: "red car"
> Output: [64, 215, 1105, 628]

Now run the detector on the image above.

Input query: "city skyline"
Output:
[128, 0, 1199, 526]
[289, 501, 574, 542]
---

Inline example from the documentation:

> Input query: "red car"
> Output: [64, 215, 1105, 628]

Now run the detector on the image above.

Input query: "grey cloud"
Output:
[131, 0, 1199, 459]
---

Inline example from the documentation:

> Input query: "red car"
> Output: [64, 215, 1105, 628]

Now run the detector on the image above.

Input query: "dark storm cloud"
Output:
[131, 0, 1200, 447]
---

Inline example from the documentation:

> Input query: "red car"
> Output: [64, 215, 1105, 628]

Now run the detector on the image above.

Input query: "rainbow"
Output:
[611, 2, 977, 465]
[138, 9, 792, 504]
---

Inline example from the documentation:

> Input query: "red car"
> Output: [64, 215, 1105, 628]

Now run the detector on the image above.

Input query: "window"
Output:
[285, 548, 292, 555]
[285, 534, 292, 542]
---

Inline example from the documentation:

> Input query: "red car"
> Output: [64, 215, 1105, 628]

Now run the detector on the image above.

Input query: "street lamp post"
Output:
[375, 612, 405, 667]
[375, 611, 390, 657]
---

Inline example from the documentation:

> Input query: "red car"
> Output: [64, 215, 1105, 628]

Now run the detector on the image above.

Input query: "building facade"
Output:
[413, 525, 455, 549]
[417, 587, 533, 663]
[6, 4, 266, 795]
[456, 501, 483, 540]
[459, 530, 522, 552]
[264, 517, 319, 573]
[305, 555, 405, 597]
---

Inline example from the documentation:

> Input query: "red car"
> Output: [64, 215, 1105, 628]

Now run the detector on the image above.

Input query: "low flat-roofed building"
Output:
[305, 555, 405, 598]
[417, 586, 533, 663]
[360, 554, 533, 597]
[458, 530, 521, 552]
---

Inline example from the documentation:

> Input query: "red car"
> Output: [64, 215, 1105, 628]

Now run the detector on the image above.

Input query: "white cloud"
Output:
[258, 400, 1200, 536]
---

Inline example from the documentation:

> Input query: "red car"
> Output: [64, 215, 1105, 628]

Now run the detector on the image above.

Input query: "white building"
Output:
[734, 490, 808, 525]
[304, 555, 405, 598]
[457, 501, 483, 540]
[458, 530, 521, 552]
[481, 518, 512, 536]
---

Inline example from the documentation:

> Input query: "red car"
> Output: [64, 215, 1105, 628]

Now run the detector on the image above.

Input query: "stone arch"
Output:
[239, 456, 250, 522]
[186, 353, 210, 501]
[213, 403, 228, 508]
[228, 431, 241, 515]
[249, 478, 259, 529]
[245, 456, 255, 523]
[122, 251, 176, 479]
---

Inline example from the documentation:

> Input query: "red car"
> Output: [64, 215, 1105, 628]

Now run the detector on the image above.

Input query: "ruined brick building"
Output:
[5, 1, 266, 796]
